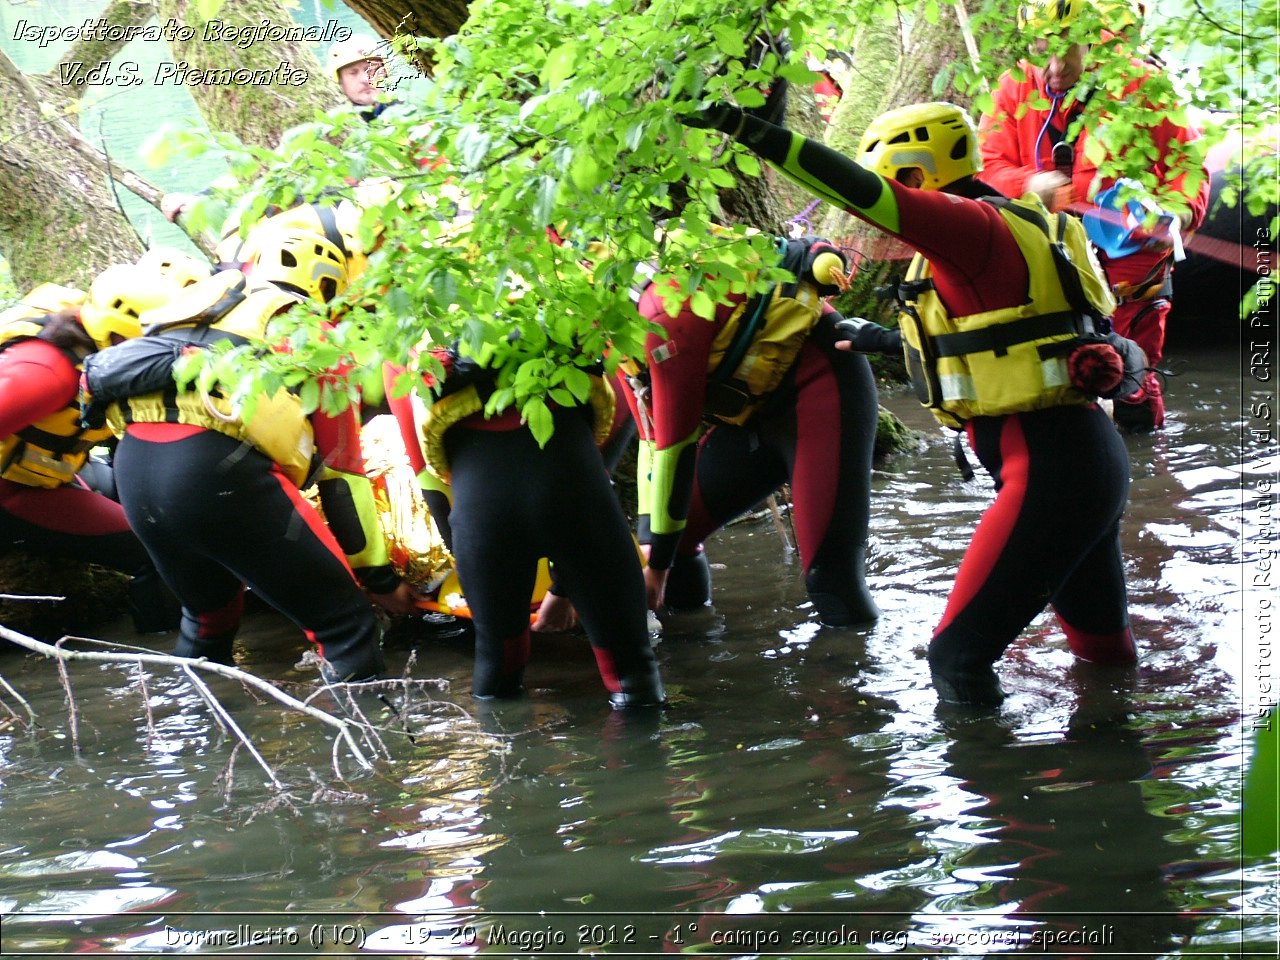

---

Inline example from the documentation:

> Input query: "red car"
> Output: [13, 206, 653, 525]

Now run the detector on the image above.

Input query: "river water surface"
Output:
[0, 344, 1273, 957]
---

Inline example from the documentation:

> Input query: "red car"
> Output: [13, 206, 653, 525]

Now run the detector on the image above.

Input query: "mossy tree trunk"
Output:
[155, 0, 336, 148]
[0, 0, 158, 289]
[340, 0, 470, 74]
[820, 1, 978, 325]
[0, 0, 338, 287]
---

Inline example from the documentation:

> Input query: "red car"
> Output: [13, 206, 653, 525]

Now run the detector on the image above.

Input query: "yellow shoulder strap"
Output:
[141, 271, 247, 335]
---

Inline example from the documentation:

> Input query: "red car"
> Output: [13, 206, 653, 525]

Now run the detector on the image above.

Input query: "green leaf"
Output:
[570, 152, 604, 192]
[524, 398, 553, 446]
[710, 24, 746, 57]
[456, 124, 491, 169]
[542, 41, 579, 88]
[690, 289, 715, 319]
[533, 176, 558, 226]
[299, 378, 320, 415]
[562, 365, 591, 401]
[733, 152, 761, 177]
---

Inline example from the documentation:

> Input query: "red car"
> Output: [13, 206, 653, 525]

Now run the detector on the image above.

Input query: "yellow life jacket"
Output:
[106, 272, 317, 487]
[625, 236, 846, 427]
[0, 285, 114, 489]
[417, 364, 616, 483]
[702, 279, 829, 426]
[896, 195, 1117, 429]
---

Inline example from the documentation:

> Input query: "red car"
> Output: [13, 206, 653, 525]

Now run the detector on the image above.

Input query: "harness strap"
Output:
[15, 424, 96, 457]
[932, 310, 1081, 359]
[710, 292, 770, 384]
[1113, 259, 1174, 303]
[314, 205, 351, 258]
[988, 198, 1105, 332]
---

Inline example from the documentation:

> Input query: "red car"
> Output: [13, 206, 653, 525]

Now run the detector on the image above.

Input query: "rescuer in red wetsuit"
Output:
[621, 235, 881, 628]
[0, 267, 186, 633]
[384, 354, 666, 709]
[86, 217, 418, 682]
[679, 99, 1138, 706]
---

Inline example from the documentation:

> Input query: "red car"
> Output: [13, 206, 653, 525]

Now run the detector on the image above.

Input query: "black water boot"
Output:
[664, 551, 713, 610]
[172, 615, 236, 665]
[804, 563, 881, 627]
[929, 664, 1006, 708]
[608, 665, 666, 710]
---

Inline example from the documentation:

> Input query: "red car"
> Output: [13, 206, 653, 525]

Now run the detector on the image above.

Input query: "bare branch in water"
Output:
[0, 623, 511, 798]
[54, 637, 79, 752]
[183, 664, 285, 792]
[135, 665, 156, 747]
[0, 671, 36, 727]
[0, 623, 374, 771]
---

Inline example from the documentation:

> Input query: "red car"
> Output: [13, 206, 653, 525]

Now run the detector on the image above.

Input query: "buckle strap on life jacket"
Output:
[15, 423, 96, 458]
[932, 310, 1084, 359]
[986, 197, 1108, 328]
[876, 276, 935, 305]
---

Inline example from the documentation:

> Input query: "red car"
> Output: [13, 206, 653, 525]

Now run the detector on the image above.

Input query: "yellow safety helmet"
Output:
[136, 246, 214, 288]
[858, 102, 982, 192]
[325, 34, 384, 82]
[80, 265, 183, 349]
[239, 227, 349, 303]
[256, 202, 368, 282]
[1015, 0, 1134, 37]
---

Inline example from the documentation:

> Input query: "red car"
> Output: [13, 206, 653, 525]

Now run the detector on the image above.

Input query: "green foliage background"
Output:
[152, 0, 1274, 439]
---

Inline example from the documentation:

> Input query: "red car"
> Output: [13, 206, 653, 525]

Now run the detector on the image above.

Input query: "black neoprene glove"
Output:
[679, 101, 746, 134]
[834, 317, 903, 355]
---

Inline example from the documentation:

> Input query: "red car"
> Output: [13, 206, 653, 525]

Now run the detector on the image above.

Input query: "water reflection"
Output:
[920, 671, 1211, 953]
[0, 347, 1264, 952]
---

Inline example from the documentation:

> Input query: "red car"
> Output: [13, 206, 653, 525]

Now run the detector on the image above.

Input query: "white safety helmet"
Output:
[325, 34, 385, 83]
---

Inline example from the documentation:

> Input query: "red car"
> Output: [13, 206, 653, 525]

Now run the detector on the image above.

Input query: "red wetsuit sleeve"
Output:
[0, 340, 79, 437]
[310, 402, 365, 474]
[633, 283, 740, 568]
[637, 284, 727, 452]
[730, 114, 1031, 312]
[383, 362, 429, 476]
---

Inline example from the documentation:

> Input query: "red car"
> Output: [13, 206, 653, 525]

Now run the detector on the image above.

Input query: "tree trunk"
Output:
[341, 0, 470, 74]
[821, 1, 978, 324]
[0, 0, 159, 288]
[155, 0, 337, 148]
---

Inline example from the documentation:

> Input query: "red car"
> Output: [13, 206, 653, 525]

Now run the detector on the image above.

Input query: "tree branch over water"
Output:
[0, 623, 491, 783]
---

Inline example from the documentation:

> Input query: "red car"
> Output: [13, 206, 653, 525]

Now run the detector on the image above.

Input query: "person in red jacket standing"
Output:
[977, 0, 1209, 431]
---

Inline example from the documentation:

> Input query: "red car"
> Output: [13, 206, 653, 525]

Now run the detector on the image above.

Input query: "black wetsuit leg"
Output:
[445, 407, 661, 705]
[928, 405, 1132, 689]
[114, 429, 385, 680]
[680, 335, 881, 624]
